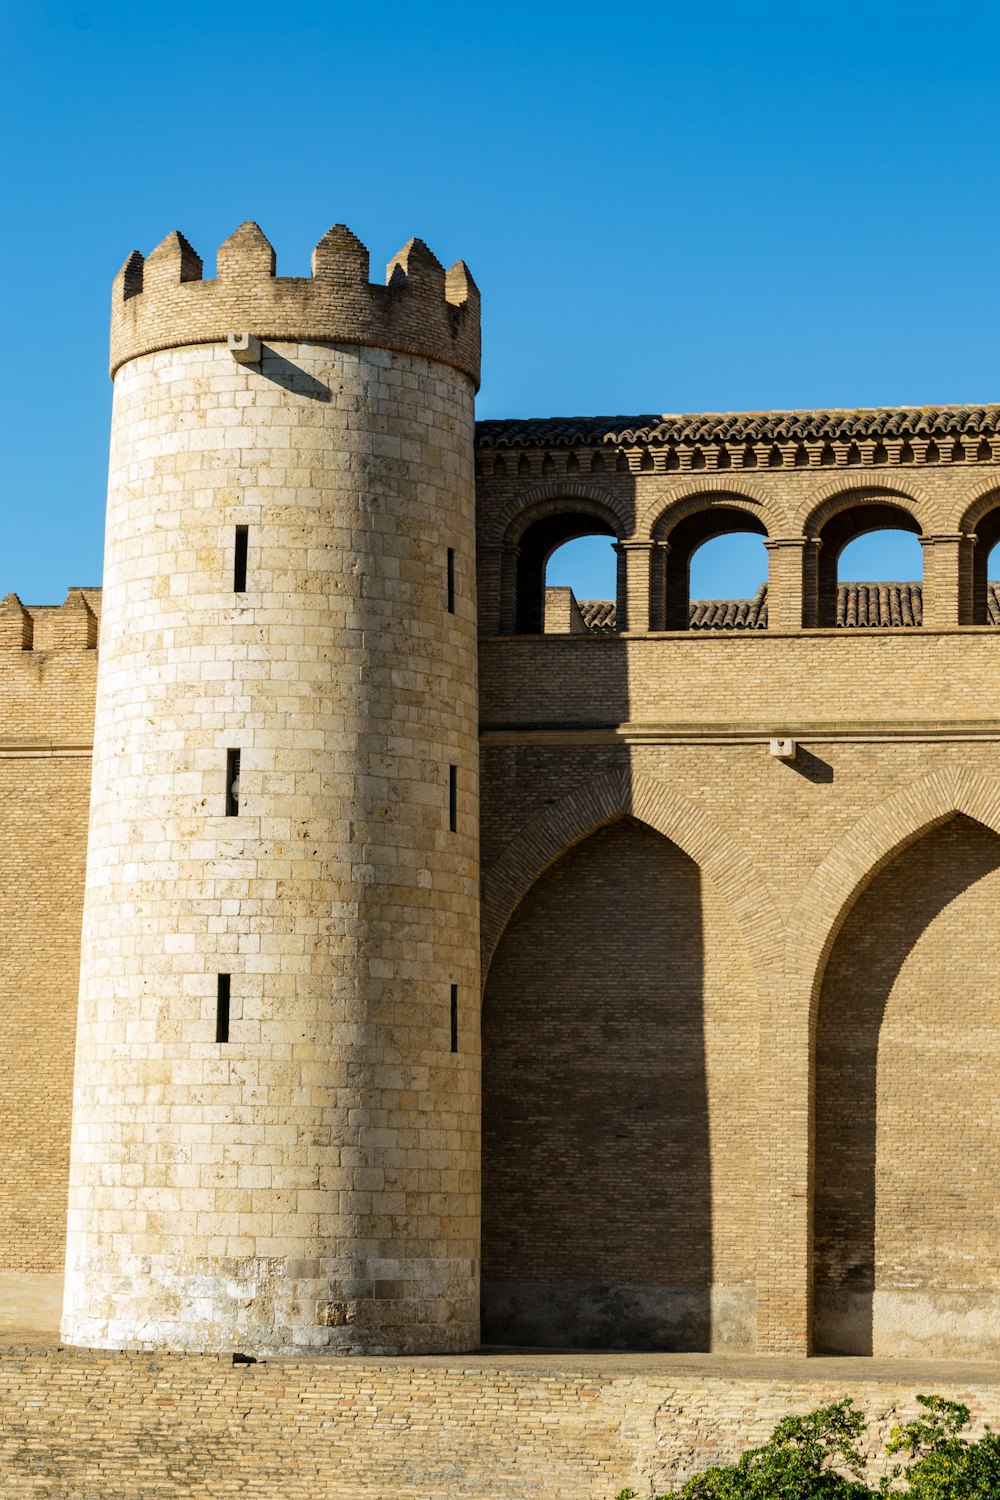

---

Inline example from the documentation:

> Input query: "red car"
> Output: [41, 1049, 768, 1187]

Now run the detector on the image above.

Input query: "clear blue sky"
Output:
[4, 1, 999, 604]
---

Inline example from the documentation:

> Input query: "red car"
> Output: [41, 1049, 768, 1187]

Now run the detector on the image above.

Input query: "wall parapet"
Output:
[110, 223, 481, 386]
[0, 591, 99, 651]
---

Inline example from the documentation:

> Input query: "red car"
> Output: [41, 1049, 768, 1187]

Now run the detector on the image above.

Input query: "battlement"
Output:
[0, 590, 100, 651]
[109, 222, 481, 386]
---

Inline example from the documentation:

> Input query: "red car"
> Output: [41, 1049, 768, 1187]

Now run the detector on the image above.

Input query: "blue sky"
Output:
[3, 1, 999, 603]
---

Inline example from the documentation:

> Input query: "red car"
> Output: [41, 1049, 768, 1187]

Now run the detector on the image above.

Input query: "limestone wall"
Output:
[63, 337, 480, 1354]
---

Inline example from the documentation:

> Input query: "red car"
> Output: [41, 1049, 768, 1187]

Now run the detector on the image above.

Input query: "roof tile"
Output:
[572, 581, 1000, 632]
[476, 405, 1000, 450]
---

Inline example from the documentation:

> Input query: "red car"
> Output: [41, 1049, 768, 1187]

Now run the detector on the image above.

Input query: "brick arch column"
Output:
[951, 481, 1000, 624]
[759, 768, 1000, 1356]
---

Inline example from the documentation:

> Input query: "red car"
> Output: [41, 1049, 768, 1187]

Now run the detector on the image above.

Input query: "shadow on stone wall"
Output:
[813, 814, 1000, 1355]
[481, 817, 712, 1351]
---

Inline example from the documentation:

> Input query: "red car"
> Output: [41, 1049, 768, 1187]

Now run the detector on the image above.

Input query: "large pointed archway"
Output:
[481, 774, 776, 1352]
[812, 812, 1000, 1356]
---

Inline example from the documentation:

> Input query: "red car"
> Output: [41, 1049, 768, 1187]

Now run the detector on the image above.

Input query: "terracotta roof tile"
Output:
[572, 582, 1000, 633]
[476, 405, 1000, 449]
[690, 586, 768, 631]
[836, 582, 922, 627]
[576, 599, 617, 633]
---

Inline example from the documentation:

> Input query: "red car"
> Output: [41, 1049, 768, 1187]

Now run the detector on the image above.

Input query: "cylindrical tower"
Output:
[61, 221, 481, 1354]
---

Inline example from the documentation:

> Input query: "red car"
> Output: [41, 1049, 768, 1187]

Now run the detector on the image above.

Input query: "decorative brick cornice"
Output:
[475, 406, 1000, 475]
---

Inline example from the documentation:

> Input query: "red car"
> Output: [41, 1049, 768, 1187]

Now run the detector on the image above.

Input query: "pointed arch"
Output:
[481, 767, 782, 978]
[786, 767, 1000, 1023]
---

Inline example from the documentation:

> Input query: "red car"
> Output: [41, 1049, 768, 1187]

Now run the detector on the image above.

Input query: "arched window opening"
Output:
[544, 534, 619, 634]
[653, 506, 767, 631]
[688, 532, 768, 631]
[967, 506, 1000, 625]
[988, 541, 1000, 625]
[514, 510, 619, 634]
[813, 503, 922, 628]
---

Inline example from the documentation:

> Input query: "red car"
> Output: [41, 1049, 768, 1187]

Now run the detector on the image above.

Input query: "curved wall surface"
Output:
[62, 337, 480, 1353]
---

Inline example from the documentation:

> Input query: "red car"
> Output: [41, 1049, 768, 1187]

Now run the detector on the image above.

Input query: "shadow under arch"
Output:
[481, 767, 782, 978]
[813, 814, 1000, 1354]
[787, 767, 1000, 1008]
[783, 767, 1000, 1355]
[480, 770, 779, 1353]
[482, 816, 712, 1349]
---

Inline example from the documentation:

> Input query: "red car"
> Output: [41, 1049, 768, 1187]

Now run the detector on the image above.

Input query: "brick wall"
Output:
[1, 1348, 1000, 1497]
[815, 814, 1000, 1355]
[482, 818, 756, 1349]
[0, 632, 97, 1273]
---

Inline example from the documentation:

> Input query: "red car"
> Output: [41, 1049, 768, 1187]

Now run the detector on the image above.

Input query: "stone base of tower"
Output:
[61, 1252, 479, 1355]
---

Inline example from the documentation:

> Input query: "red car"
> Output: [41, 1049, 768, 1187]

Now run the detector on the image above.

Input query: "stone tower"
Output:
[61, 222, 482, 1354]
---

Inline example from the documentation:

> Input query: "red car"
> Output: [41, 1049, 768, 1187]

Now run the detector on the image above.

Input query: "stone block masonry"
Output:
[62, 222, 482, 1355]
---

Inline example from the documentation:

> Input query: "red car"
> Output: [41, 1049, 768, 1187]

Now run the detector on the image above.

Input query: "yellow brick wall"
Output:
[815, 814, 1000, 1355]
[0, 634, 97, 1273]
[1, 1349, 1000, 1498]
[482, 818, 756, 1350]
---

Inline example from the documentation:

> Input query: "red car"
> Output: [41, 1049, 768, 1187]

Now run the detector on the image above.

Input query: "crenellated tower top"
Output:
[109, 221, 481, 387]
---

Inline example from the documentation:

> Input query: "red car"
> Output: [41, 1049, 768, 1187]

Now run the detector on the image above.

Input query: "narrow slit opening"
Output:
[450, 984, 458, 1054]
[216, 974, 231, 1044]
[234, 526, 249, 593]
[447, 547, 456, 614]
[225, 749, 241, 816]
[449, 764, 458, 833]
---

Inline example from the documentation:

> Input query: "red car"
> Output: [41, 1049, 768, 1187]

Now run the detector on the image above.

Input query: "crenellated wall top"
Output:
[109, 222, 481, 386]
[0, 589, 100, 652]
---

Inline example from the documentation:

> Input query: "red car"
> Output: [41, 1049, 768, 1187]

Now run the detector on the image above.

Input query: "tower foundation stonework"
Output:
[60, 224, 482, 1353]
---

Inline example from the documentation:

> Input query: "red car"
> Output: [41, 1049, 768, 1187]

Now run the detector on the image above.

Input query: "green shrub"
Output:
[884, 1394, 1000, 1498]
[675, 1398, 874, 1499]
[610, 1393, 1000, 1499]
